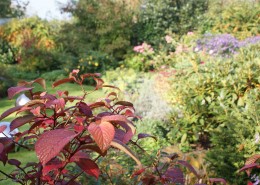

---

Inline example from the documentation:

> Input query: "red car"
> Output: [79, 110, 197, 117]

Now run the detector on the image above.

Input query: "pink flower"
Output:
[133, 42, 154, 53]
[165, 35, 173, 43]
[187, 32, 194, 36]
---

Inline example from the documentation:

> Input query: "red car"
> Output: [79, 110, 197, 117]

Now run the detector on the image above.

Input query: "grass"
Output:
[0, 80, 105, 184]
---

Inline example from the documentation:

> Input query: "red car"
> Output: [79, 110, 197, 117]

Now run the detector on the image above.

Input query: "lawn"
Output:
[0, 80, 105, 184]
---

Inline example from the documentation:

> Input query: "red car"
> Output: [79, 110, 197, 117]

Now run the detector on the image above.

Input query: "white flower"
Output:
[209, 50, 214, 55]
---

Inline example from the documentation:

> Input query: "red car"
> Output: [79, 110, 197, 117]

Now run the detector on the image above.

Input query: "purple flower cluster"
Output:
[195, 34, 260, 57]
[240, 36, 260, 47]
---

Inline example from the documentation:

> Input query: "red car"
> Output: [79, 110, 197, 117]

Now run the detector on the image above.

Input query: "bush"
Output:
[40, 70, 67, 81]
[195, 34, 260, 57]
[165, 43, 260, 183]
[0, 17, 62, 72]
[0, 64, 14, 98]
[62, 50, 116, 74]
[200, 0, 260, 39]
[134, 0, 208, 44]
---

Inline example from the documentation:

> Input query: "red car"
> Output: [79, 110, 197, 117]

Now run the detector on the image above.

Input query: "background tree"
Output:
[0, 0, 27, 18]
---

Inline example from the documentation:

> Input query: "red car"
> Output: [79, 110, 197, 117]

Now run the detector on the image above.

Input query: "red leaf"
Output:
[239, 163, 260, 176]
[35, 129, 78, 165]
[46, 98, 65, 111]
[0, 137, 14, 152]
[52, 78, 74, 88]
[94, 77, 104, 90]
[74, 125, 85, 133]
[10, 115, 35, 132]
[106, 92, 118, 100]
[42, 159, 64, 175]
[101, 115, 136, 137]
[111, 139, 142, 167]
[101, 115, 128, 123]
[177, 160, 199, 178]
[57, 90, 68, 97]
[137, 133, 157, 141]
[0, 106, 22, 120]
[164, 167, 184, 184]
[0, 125, 7, 133]
[89, 102, 106, 109]
[209, 178, 227, 185]
[88, 121, 115, 153]
[8, 86, 34, 99]
[70, 151, 89, 162]
[131, 168, 145, 178]
[78, 102, 93, 117]
[124, 109, 135, 117]
[30, 106, 41, 116]
[115, 128, 133, 144]
[246, 154, 260, 165]
[32, 78, 46, 89]
[80, 73, 101, 81]
[115, 101, 133, 107]
[75, 158, 100, 179]
[102, 85, 120, 90]
[0, 143, 4, 154]
[0, 147, 8, 165]
[8, 159, 21, 167]
[18, 78, 46, 89]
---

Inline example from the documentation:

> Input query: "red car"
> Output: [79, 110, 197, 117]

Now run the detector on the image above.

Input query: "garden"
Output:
[0, 0, 260, 184]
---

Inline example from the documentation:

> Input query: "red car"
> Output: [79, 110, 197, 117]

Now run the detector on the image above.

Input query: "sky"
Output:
[18, 0, 71, 20]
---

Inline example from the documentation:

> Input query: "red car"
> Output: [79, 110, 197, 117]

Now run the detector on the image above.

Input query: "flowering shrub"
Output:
[195, 34, 240, 57]
[125, 42, 155, 72]
[133, 42, 154, 54]
[195, 34, 260, 57]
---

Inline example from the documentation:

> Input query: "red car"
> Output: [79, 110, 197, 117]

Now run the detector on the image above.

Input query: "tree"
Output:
[59, 0, 140, 60]
[0, 0, 27, 18]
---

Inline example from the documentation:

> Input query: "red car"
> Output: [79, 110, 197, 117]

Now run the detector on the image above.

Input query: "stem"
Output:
[65, 171, 83, 185]
[104, 168, 114, 185]
[130, 141, 163, 179]
[94, 154, 101, 162]
[0, 169, 15, 180]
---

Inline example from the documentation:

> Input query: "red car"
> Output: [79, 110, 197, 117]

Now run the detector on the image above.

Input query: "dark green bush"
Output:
[0, 64, 14, 98]
[134, 0, 208, 45]
[40, 70, 67, 81]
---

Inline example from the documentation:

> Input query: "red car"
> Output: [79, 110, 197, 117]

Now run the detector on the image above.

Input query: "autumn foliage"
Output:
[0, 70, 142, 184]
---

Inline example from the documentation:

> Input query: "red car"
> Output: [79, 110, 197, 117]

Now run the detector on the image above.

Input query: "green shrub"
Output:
[0, 64, 14, 98]
[134, 0, 208, 44]
[5, 64, 40, 80]
[200, 0, 260, 39]
[0, 37, 16, 64]
[165, 43, 260, 183]
[59, 0, 137, 62]
[206, 89, 259, 184]
[40, 70, 67, 81]
[73, 51, 116, 73]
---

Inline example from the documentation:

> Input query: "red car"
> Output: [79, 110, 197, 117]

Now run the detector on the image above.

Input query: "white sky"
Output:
[18, 0, 71, 20]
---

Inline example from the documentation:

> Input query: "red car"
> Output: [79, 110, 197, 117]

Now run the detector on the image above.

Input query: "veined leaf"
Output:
[88, 121, 115, 153]
[35, 129, 78, 165]
[111, 139, 142, 168]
